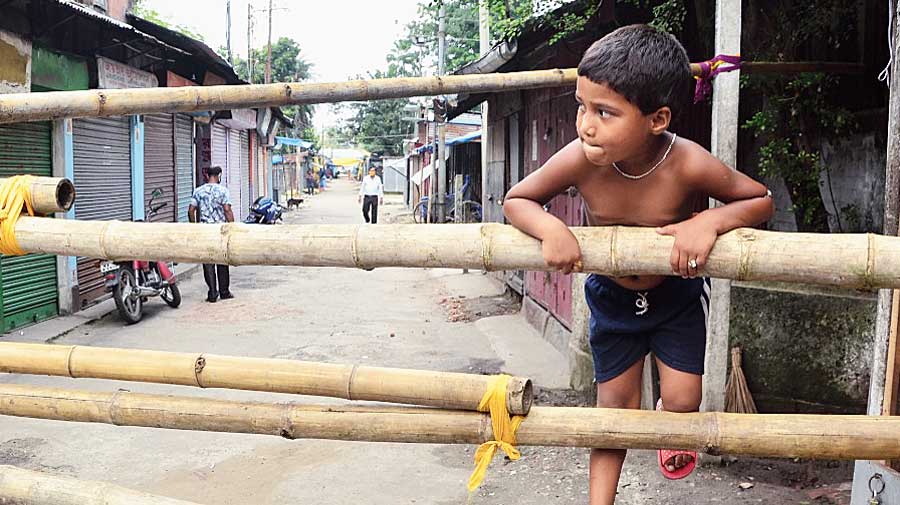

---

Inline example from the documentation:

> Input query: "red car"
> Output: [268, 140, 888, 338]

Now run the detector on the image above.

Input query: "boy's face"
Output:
[575, 76, 659, 167]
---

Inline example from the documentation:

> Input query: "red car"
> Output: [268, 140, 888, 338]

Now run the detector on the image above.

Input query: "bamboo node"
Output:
[736, 229, 756, 281]
[479, 224, 494, 271]
[64, 345, 77, 378]
[609, 227, 619, 275]
[865, 233, 877, 289]
[284, 85, 292, 98]
[193, 355, 206, 388]
[108, 388, 129, 426]
[346, 364, 359, 401]
[350, 225, 365, 269]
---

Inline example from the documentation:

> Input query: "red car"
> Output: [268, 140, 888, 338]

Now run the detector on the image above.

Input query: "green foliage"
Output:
[742, 73, 856, 231]
[740, 0, 859, 232]
[408, 0, 481, 72]
[132, 2, 205, 41]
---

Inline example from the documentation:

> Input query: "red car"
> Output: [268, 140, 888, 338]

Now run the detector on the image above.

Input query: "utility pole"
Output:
[247, 3, 253, 83]
[265, 0, 274, 84]
[225, 0, 233, 64]
[433, 0, 447, 223]
[478, 0, 490, 223]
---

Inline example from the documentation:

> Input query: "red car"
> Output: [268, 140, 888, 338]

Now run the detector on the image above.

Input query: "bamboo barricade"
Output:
[0, 465, 204, 505]
[1, 383, 899, 460]
[11, 218, 900, 289]
[0, 69, 578, 124]
[0, 342, 533, 415]
[0, 176, 74, 214]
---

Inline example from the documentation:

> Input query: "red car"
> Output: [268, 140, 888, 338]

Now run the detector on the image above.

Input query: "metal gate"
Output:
[0, 122, 59, 331]
[143, 113, 176, 222]
[174, 114, 194, 222]
[211, 123, 228, 181]
[73, 116, 132, 307]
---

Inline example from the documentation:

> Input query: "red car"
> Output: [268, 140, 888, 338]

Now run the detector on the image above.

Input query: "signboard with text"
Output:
[97, 56, 158, 89]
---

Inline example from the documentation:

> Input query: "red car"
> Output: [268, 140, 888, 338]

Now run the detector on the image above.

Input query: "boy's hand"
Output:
[656, 215, 718, 278]
[542, 228, 583, 274]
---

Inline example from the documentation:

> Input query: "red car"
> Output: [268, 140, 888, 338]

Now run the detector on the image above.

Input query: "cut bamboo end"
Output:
[1, 383, 899, 460]
[0, 465, 205, 505]
[0, 342, 533, 415]
[0, 177, 74, 215]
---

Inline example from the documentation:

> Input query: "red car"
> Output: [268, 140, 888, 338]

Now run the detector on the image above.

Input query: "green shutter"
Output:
[0, 122, 58, 331]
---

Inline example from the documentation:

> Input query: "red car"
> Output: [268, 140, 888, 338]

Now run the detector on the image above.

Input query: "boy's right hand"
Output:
[541, 228, 583, 274]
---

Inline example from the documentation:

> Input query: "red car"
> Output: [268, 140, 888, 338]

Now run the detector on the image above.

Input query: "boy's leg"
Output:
[590, 357, 644, 505]
[655, 358, 702, 472]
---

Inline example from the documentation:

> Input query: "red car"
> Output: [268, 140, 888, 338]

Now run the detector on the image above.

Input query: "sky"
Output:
[142, 0, 423, 129]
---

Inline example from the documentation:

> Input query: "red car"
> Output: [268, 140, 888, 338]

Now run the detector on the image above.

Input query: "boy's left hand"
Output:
[656, 215, 718, 278]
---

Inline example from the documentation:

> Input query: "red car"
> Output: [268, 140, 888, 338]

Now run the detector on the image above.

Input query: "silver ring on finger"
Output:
[688, 258, 698, 270]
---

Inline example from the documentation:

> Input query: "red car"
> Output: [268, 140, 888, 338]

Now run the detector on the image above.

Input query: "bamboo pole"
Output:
[0, 384, 899, 460]
[0, 177, 74, 214]
[0, 69, 578, 124]
[0, 342, 533, 415]
[0, 465, 204, 505]
[12, 218, 900, 289]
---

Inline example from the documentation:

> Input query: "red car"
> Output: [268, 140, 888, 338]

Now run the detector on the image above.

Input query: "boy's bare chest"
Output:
[578, 171, 699, 227]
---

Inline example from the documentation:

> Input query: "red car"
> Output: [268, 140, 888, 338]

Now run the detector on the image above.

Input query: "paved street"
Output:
[0, 178, 852, 504]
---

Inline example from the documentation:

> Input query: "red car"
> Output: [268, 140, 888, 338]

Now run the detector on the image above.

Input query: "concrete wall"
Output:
[0, 30, 30, 94]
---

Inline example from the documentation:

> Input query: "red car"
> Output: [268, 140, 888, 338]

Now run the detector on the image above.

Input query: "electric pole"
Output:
[247, 3, 253, 83]
[226, 0, 233, 64]
[434, 0, 447, 223]
[265, 0, 273, 84]
[479, 0, 490, 222]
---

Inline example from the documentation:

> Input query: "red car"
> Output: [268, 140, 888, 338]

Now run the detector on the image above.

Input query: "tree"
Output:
[230, 38, 315, 131]
[131, 0, 206, 41]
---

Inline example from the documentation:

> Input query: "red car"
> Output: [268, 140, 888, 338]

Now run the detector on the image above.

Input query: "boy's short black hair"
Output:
[208, 166, 222, 177]
[578, 24, 691, 118]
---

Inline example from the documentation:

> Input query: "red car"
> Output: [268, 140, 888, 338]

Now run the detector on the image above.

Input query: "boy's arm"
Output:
[658, 151, 774, 276]
[504, 139, 587, 274]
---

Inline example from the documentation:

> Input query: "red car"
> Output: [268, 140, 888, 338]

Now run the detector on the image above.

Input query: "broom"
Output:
[725, 346, 758, 414]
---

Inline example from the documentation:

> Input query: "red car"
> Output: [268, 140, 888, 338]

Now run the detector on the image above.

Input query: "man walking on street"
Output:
[188, 166, 235, 303]
[359, 167, 384, 224]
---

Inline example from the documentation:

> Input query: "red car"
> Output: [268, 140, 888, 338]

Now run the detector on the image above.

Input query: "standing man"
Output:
[359, 167, 384, 223]
[188, 166, 235, 303]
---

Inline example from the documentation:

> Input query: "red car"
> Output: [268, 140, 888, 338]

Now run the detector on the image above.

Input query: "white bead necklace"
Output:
[611, 133, 677, 180]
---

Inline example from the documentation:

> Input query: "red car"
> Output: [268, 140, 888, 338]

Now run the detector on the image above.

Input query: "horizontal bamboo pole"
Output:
[0, 177, 74, 215]
[0, 69, 577, 124]
[12, 218, 900, 289]
[1, 384, 899, 460]
[0, 342, 533, 415]
[0, 465, 203, 505]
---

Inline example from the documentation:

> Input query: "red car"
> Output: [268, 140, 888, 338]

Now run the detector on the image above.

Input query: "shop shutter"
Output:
[73, 116, 132, 307]
[227, 128, 243, 221]
[0, 122, 58, 330]
[174, 114, 194, 222]
[211, 123, 228, 178]
[143, 113, 176, 222]
[240, 131, 250, 213]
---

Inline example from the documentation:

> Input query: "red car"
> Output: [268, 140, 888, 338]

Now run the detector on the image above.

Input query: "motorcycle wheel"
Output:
[113, 267, 143, 324]
[161, 283, 181, 308]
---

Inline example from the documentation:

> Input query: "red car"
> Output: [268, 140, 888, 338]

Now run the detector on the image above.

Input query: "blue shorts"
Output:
[586, 274, 710, 383]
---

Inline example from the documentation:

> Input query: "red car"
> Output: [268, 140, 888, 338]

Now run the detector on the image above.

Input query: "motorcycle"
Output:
[244, 196, 284, 224]
[102, 188, 181, 324]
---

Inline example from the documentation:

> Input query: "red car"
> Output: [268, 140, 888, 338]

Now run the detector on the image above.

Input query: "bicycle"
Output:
[413, 197, 483, 223]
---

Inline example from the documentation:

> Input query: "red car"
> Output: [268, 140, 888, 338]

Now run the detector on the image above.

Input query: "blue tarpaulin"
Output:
[275, 136, 313, 149]
[414, 130, 481, 154]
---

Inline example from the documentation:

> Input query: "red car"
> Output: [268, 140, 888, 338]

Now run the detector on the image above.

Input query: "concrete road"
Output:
[0, 178, 852, 504]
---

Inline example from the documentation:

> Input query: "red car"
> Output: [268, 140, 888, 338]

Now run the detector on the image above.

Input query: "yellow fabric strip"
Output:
[0, 175, 34, 256]
[467, 374, 525, 493]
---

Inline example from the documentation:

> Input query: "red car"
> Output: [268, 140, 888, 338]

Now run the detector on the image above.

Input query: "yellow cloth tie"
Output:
[0, 175, 34, 256]
[467, 374, 525, 493]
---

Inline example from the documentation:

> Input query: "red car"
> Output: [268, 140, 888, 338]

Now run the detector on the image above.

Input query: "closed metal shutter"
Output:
[211, 123, 228, 178]
[174, 114, 194, 222]
[256, 142, 265, 199]
[73, 116, 132, 307]
[0, 122, 58, 331]
[240, 130, 250, 214]
[144, 113, 176, 222]
[227, 128, 242, 221]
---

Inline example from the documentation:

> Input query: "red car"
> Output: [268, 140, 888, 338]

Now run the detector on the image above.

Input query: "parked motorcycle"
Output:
[244, 196, 284, 224]
[102, 188, 181, 324]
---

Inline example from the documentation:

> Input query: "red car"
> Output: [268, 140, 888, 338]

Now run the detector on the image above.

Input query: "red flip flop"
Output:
[656, 399, 697, 480]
